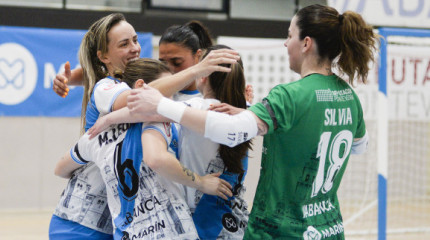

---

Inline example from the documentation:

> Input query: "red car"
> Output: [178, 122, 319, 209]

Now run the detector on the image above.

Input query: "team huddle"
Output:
[49, 4, 379, 240]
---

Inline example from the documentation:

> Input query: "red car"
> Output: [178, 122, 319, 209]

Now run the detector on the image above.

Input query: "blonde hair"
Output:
[78, 13, 126, 134]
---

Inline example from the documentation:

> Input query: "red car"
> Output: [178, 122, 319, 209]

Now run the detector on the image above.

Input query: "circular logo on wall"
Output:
[0, 43, 37, 105]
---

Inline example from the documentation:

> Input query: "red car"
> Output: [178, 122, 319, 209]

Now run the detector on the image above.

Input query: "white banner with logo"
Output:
[328, 0, 430, 29]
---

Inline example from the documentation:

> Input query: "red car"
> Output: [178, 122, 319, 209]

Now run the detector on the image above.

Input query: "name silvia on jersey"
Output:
[324, 108, 352, 126]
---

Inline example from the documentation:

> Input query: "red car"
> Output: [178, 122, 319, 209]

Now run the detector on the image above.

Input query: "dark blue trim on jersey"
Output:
[262, 99, 278, 130]
[179, 89, 200, 95]
[106, 75, 120, 83]
[70, 144, 89, 165]
[142, 125, 169, 142]
[85, 94, 101, 131]
[113, 123, 143, 240]
[142, 124, 180, 159]
[193, 155, 248, 239]
[170, 124, 179, 159]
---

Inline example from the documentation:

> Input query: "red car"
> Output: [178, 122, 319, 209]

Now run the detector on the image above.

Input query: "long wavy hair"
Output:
[296, 4, 380, 84]
[78, 13, 126, 134]
[203, 44, 252, 174]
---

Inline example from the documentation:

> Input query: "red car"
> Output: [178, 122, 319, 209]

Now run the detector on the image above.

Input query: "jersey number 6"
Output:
[114, 141, 139, 200]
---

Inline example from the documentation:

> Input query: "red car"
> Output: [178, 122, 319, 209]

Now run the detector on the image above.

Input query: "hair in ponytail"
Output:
[159, 20, 213, 54]
[78, 13, 126, 134]
[203, 44, 252, 174]
[296, 4, 380, 84]
[337, 10, 379, 84]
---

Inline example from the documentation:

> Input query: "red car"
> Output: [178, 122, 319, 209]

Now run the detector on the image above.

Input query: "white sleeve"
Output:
[142, 122, 171, 144]
[204, 110, 258, 147]
[70, 133, 93, 165]
[351, 130, 369, 155]
[94, 81, 130, 114]
[183, 97, 204, 108]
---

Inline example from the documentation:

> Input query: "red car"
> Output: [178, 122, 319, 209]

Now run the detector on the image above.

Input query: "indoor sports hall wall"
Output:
[0, 26, 153, 210]
[1, 1, 430, 239]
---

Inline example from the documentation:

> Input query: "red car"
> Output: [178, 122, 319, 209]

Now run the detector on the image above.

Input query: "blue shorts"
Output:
[49, 214, 113, 240]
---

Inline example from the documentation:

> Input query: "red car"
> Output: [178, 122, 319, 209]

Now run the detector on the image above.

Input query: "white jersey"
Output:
[179, 98, 220, 210]
[54, 76, 129, 234]
[180, 97, 250, 239]
[173, 89, 202, 102]
[70, 123, 198, 240]
[85, 76, 130, 130]
[142, 122, 186, 201]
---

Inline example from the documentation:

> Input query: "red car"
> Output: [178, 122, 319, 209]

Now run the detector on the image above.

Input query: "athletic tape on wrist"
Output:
[157, 97, 186, 123]
[205, 110, 258, 147]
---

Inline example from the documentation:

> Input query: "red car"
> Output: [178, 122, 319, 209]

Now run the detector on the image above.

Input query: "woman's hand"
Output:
[197, 172, 232, 200]
[192, 49, 240, 80]
[88, 115, 111, 139]
[245, 84, 254, 105]
[209, 103, 245, 115]
[127, 85, 164, 120]
[52, 62, 71, 98]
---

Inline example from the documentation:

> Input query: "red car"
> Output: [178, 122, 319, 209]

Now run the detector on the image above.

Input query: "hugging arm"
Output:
[127, 87, 267, 147]
[142, 128, 233, 200]
[149, 48, 240, 97]
[54, 149, 86, 179]
[55, 133, 93, 178]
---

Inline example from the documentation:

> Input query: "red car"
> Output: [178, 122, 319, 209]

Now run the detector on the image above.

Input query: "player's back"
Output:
[246, 74, 365, 239]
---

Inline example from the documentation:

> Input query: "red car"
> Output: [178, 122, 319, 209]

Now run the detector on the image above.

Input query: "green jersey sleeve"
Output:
[249, 85, 295, 134]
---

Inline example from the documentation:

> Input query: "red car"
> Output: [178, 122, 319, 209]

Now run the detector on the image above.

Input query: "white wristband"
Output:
[156, 97, 187, 123]
[205, 110, 258, 147]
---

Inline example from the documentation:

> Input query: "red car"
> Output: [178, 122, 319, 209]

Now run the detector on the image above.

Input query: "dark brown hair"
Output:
[203, 44, 252, 174]
[296, 4, 380, 84]
[159, 20, 213, 54]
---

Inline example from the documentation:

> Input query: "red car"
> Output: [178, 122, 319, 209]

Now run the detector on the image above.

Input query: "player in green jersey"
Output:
[124, 4, 380, 239]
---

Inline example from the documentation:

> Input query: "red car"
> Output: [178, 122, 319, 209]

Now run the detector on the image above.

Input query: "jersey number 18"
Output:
[311, 130, 353, 198]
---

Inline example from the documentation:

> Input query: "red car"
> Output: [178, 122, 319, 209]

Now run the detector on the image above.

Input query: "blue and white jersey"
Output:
[142, 122, 185, 200]
[53, 76, 128, 235]
[173, 89, 201, 102]
[85, 76, 130, 131]
[70, 123, 198, 240]
[52, 162, 113, 234]
[179, 97, 250, 239]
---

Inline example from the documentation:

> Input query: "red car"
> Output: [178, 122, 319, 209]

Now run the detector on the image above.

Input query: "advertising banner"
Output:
[0, 26, 152, 117]
[328, 0, 430, 29]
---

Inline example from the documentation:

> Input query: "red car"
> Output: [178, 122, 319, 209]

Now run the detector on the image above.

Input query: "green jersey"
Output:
[245, 74, 366, 239]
